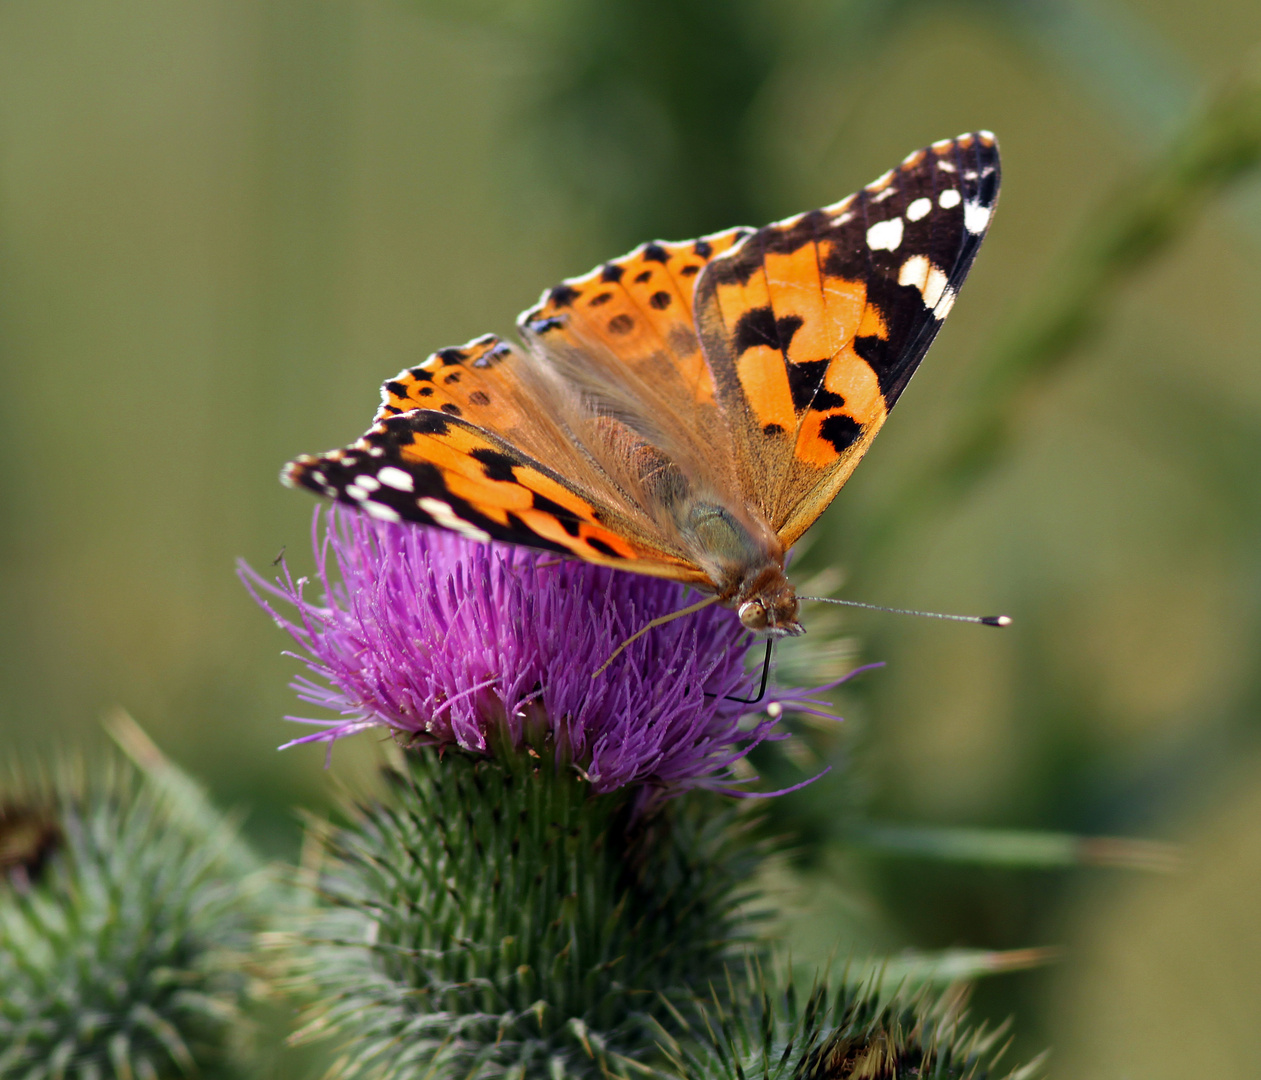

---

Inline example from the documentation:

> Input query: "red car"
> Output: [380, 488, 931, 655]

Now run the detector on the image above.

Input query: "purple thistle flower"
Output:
[240, 507, 846, 798]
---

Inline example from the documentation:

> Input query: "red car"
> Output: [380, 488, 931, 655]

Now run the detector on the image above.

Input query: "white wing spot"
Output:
[368, 447, 385, 457]
[933, 286, 958, 320]
[866, 217, 904, 252]
[963, 201, 992, 234]
[931, 139, 953, 152]
[923, 265, 948, 308]
[354, 474, 381, 492]
[871, 186, 897, 203]
[898, 254, 930, 292]
[937, 159, 956, 173]
[898, 256, 950, 309]
[376, 466, 414, 492]
[939, 188, 961, 209]
[834, 210, 854, 226]
[418, 496, 491, 543]
[361, 500, 401, 523]
[906, 197, 932, 222]
[345, 484, 368, 501]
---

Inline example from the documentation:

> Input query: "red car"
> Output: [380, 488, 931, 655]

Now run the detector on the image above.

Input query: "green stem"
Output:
[844, 821, 1181, 872]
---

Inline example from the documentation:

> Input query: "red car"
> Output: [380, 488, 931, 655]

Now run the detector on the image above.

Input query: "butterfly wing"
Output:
[285, 336, 709, 582]
[372, 332, 586, 467]
[286, 133, 999, 589]
[516, 228, 755, 501]
[693, 132, 1000, 547]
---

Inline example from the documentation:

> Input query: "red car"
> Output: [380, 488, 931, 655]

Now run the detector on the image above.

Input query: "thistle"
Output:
[273, 748, 766, 1080]
[657, 962, 1043, 1080]
[240, 507, 837, 802]
[0, 741, 266, 1079]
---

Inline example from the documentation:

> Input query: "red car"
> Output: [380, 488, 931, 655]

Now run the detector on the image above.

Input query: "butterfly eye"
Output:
[738, 600, 769, 631]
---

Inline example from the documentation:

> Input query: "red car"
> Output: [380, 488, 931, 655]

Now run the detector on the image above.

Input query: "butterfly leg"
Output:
[591, 595, 723, 678]
[706, 639, 773, 705]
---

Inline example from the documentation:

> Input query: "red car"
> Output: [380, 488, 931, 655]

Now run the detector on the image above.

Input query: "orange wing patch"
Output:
[375, 334, 518, 420]
[522, 228, 747, 345]
[518, 228, 754, 474]
[373, 333, 620, 477]
[695, 202, 893, 527]
[374, 334, 556, 451]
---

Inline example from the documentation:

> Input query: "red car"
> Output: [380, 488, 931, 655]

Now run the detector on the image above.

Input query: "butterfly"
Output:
[284, 132, 1000, 638]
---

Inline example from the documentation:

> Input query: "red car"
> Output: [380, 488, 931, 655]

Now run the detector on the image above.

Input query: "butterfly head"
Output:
[735, 567, 804, 638]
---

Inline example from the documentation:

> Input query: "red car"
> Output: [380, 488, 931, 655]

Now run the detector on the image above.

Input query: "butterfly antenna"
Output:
[799, 596, 1011, 627]
[592, 595, 722, 678]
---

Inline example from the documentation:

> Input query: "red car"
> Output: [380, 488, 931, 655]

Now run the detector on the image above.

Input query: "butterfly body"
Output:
[285, 133, 1000, 633]
[673, 498, 799, 635]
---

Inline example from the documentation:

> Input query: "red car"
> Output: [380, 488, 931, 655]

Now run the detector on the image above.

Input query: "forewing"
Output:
[694, 132, 1000, 545]
[374, 333, 578, 467]
[286, 351, 709, 582]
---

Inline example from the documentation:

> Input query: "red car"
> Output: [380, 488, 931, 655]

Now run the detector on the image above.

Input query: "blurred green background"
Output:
[3, 0, 1261, 1073]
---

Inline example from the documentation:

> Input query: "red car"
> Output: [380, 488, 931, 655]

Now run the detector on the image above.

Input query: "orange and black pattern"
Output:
[285, 133, 1000, 586]
[694, 132, 999, 541]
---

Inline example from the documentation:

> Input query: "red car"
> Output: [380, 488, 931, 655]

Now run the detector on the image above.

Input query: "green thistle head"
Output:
[0, 738, 266, 1079]
[657, 961, 1043, 1080]
[274, 747, 766, 1080]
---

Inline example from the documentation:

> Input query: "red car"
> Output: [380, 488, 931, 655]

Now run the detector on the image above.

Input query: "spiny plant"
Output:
[656, 960, 1044, 1080]
[271, 746, 769, 1080]
[0, 744, 267, 1080]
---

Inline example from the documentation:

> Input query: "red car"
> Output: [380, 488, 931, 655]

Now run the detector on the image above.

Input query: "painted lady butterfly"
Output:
[285, 133, 1000, 637]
